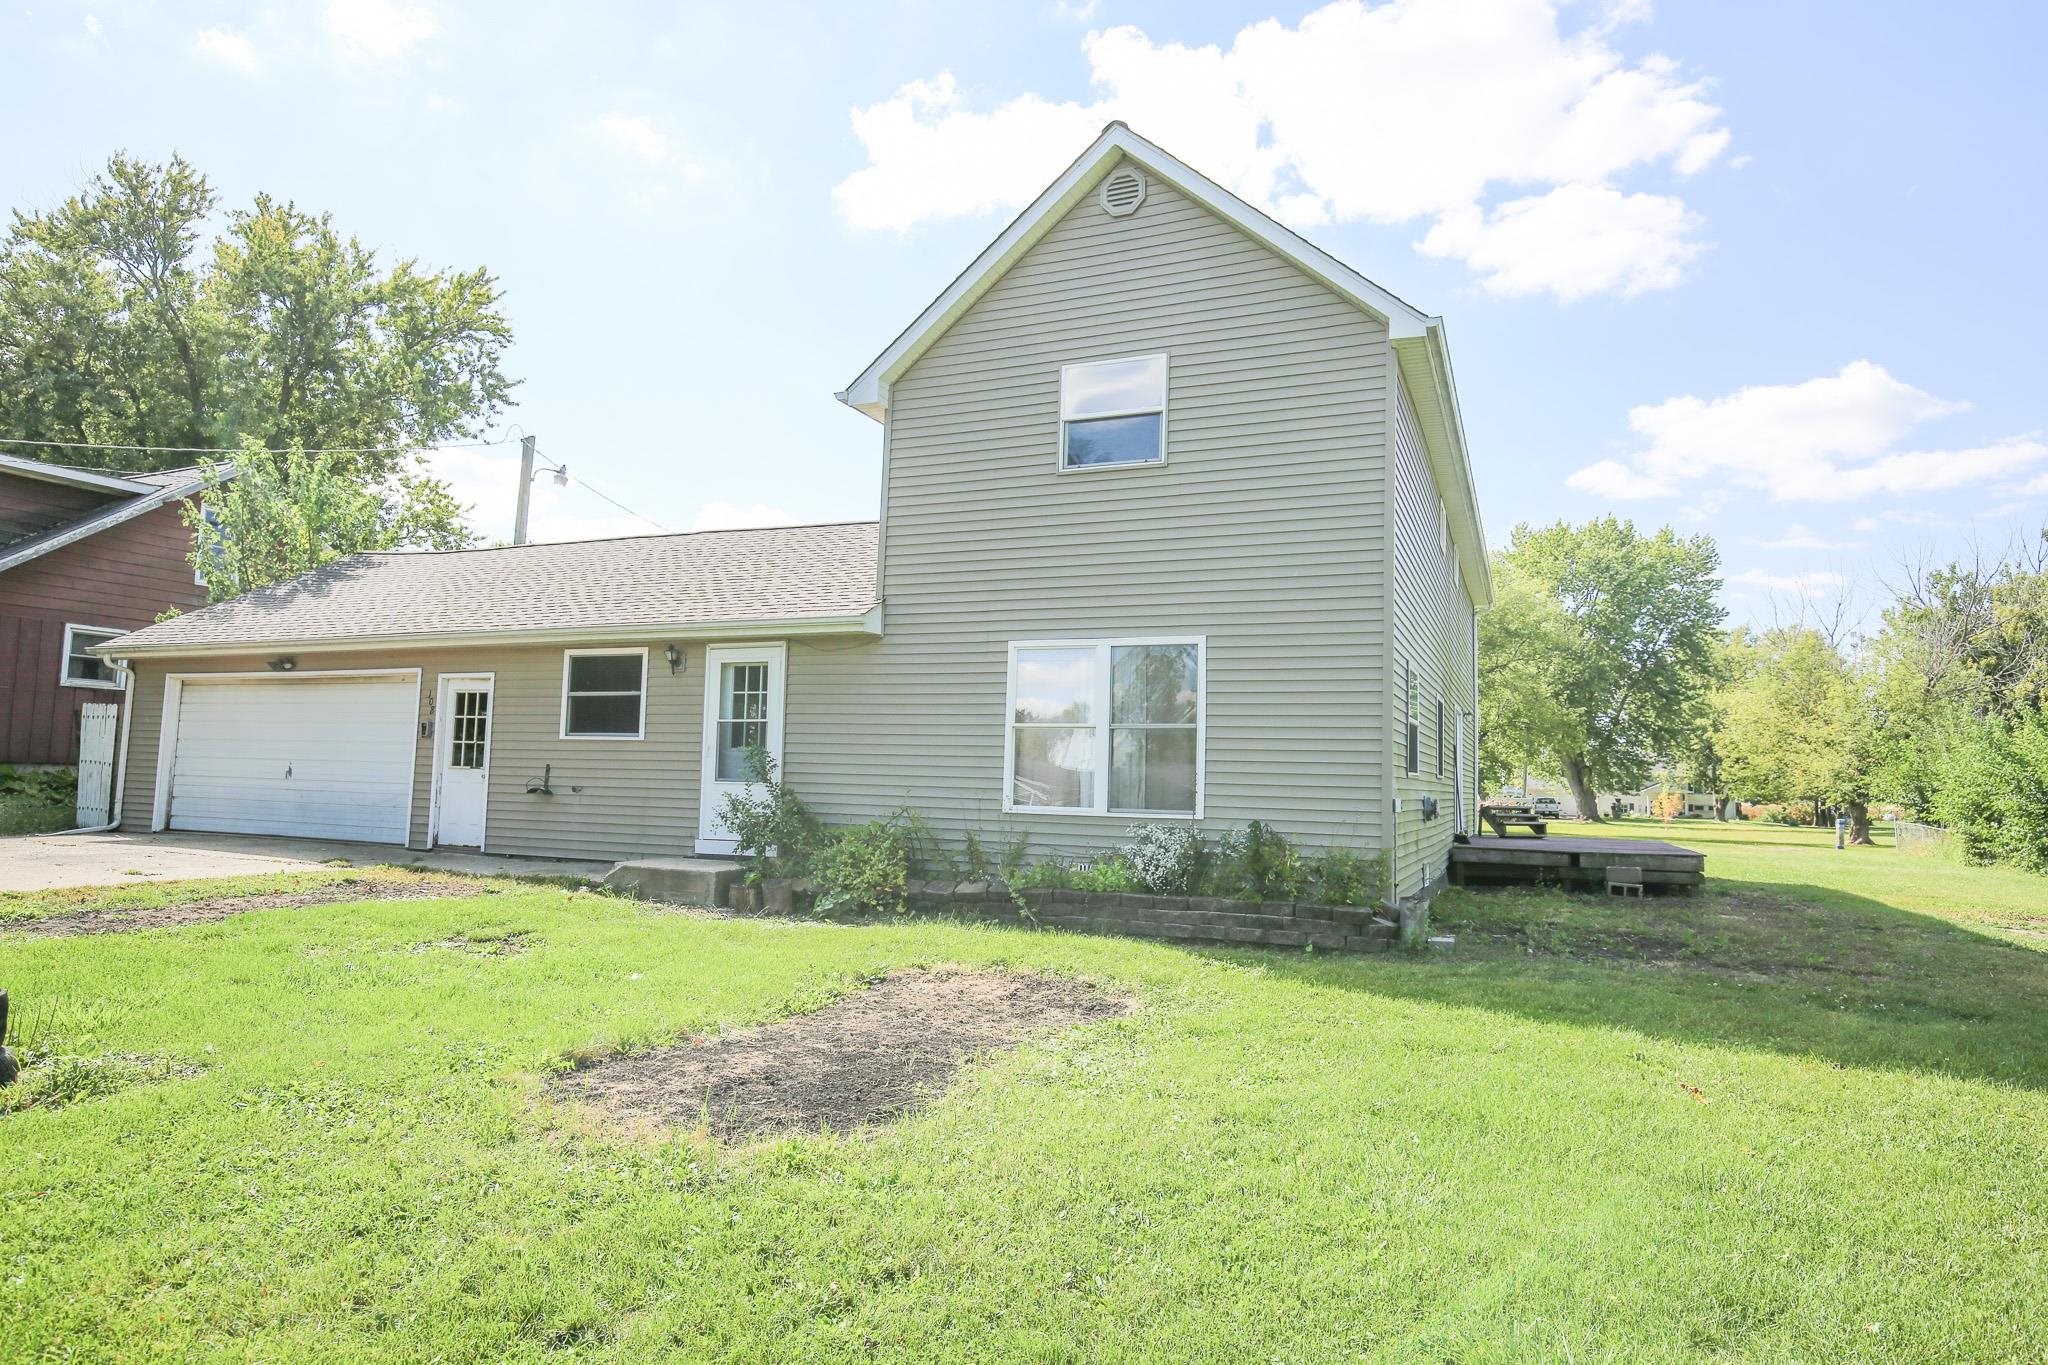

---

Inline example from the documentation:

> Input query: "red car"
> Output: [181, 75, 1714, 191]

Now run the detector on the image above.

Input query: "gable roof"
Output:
[0, 460, 213, 575]
[98, 521, 883, 657]
[837, 122, 1491, 606]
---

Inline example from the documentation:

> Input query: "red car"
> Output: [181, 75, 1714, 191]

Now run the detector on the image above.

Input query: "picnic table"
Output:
[1482, 803, 1549, 839]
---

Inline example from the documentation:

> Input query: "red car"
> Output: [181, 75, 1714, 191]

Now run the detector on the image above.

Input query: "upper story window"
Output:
[61, 624, 123, 689]
[1060, 355, 1166, 470]
[561, 648, 647, 739]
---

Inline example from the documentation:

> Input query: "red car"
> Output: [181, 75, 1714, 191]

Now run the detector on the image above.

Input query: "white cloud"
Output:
[1851, 516, 1879, 533]
[834, 0, 1731, 300]
[688, 501, 798, 532]
[1567, 361, 2048, 503]
[426, 448, 656, 545]
[1721, 568, 1847, 597]
[1418, 184, 1703, 300]
[2017, 472, 2048, 497]
[425, 93, 457, 113]
[1749, 523, 1860, 551]
[1565, 458, 1676, 500]
[192, 26, 260, 75]
[325, 0, 437, 63]
[1053, 0, 1102, 19]
[83, 14, 102, 38]
[590, 112, 706, 201]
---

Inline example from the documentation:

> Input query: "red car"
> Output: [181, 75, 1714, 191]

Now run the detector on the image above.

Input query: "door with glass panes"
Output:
[697, 643, 785, 853]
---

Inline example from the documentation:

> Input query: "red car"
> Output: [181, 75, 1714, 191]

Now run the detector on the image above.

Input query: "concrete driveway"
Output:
[0, 830, 614, 894]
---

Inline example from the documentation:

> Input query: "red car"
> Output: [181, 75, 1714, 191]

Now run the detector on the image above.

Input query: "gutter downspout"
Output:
[53, 656, 134, 835]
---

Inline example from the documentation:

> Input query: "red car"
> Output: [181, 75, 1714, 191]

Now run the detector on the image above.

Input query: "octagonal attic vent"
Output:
[1099, 168, 1147, 218]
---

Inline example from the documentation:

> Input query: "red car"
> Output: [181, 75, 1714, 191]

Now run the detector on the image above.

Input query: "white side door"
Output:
[697, 643, 786, 854]
[432, 674, 493, 848]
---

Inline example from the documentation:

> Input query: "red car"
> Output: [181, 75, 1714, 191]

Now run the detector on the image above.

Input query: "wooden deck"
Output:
[1449, 833, 1706, 895]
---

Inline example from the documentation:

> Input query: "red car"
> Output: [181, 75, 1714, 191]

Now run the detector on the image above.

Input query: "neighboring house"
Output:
[0, 453, 214, 766]
[92, 124, 1491, 903]
[1600, 785, 1733, 820]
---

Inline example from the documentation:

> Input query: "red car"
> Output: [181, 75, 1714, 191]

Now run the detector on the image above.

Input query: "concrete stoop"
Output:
[602, 857, 737, 908]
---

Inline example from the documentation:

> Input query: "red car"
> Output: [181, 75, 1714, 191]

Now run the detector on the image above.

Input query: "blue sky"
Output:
[5, 0, 2045, 625]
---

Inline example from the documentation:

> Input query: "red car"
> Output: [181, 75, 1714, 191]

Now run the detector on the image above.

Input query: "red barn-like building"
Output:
[0, 454, 214, 765]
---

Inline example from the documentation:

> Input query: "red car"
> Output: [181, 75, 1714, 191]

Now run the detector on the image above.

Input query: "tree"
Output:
[185, 441, 474, 604]
[1480, 517, 1724, 821]
[0, 153, 513, 479]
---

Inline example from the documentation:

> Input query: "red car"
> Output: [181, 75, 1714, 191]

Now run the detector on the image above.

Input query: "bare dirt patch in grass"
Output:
[556, 969, 1128, 1140]
[10, 877, 493, 938]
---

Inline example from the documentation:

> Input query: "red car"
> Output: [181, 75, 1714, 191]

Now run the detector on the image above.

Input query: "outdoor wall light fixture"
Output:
[267, 656, 298, 672]
[665, 644, 684, 675]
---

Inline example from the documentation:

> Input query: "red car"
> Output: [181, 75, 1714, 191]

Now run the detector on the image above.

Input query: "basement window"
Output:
[61, 624, 123, 689]
[1060, 355, 1167, 469]
[561, 648, 647, 739]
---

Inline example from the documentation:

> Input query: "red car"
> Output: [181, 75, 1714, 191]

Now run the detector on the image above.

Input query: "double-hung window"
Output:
[1404, 662, 1420, 774]
[1060, 355, 1167, 469]
[561, 648, 647, 739]
[61, 624, 123, 689]
[1008, 638, 1203, 815]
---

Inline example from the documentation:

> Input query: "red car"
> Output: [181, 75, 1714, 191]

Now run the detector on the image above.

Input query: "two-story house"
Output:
[0, 453, 214, 770]
[90, 125, 1490, 903]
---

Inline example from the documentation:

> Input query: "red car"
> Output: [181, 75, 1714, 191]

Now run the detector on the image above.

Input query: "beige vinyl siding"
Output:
[1389, 376, 1479, 896]
[119, 641, 711, 862]
[786, 165, 1392, 857]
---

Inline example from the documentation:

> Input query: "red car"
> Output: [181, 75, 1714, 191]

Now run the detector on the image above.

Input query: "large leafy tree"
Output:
[185, 441, 474, 605]
[1480, 518, 1724, 821]
[1716, 626, 1888, 841]
[0, 153, 513, 479]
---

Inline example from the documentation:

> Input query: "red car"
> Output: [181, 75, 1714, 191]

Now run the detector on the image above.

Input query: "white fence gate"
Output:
[75, 701, 118, 827]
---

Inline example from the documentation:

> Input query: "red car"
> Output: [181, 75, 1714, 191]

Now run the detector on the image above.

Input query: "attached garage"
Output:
[158, 671, 419, 845]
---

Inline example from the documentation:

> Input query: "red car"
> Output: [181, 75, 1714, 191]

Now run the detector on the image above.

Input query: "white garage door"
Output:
[167, 675, 417, 844]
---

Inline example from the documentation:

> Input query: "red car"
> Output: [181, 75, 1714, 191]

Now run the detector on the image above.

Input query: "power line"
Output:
[553, 461, 670, 534]
[0, 434, 516, 456]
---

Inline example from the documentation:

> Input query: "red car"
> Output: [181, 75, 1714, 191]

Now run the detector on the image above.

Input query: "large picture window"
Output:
[560, 648, 647, 739]
[1007, 637, 1202, 816]
[1060, 354, 1166, 469]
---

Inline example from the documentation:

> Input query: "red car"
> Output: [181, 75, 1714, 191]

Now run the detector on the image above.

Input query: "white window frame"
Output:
[1002, 635, 1206, 818]
[559, 647, 648, 740]
[60, 623, 124, 690]
[1057, 353, 1169, 472]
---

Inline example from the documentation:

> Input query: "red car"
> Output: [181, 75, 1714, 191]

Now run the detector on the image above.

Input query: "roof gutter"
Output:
[94, 604, 886, 660]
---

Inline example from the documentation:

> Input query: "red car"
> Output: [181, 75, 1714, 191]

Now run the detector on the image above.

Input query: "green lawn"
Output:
[2, 825, 2043, 1361]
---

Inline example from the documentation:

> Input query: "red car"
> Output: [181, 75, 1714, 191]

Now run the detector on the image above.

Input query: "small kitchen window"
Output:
[1060, 354, 1166, 469]
[561, 648, 647, 739]
[61, 624, 123, 689]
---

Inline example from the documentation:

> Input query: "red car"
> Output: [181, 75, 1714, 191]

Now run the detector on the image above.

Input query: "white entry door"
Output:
[432, 674, 493, 847]
[697, 643, 786, 854]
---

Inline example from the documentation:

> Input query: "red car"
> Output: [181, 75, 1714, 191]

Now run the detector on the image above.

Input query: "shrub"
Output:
[810, 817, 912, 914]
[1208, 820, 1309, 901]
[1069, 854, 1140, 894]
[715, 746, 819, 884]
[1929, 713, 2048, 872]
[1122, 822, 1203, 895]
[1303, 846, 1386, 906]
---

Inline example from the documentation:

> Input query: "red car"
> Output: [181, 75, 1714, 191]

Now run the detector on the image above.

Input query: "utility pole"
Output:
[513, 435, 536, 545]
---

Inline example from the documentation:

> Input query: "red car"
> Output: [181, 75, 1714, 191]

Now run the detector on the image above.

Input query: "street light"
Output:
[512, 435, 569, 544]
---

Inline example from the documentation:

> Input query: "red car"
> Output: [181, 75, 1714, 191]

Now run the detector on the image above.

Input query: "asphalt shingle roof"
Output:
[107, 521, 881, 652]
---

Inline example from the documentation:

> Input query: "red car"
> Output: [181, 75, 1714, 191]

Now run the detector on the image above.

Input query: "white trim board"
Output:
[60, 623, 125, 690]
[559, 646, 649, 741]
[96, 606, 885, 660]
[0, 474, 208, 575]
